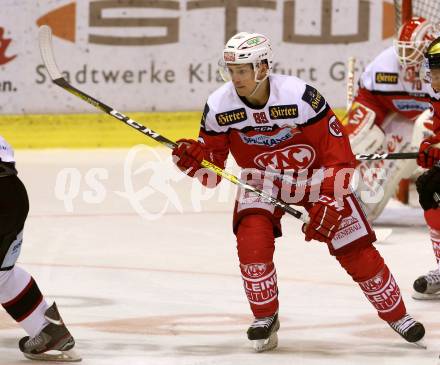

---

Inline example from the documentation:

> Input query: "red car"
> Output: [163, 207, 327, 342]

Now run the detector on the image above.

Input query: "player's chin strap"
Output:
[249, 68, 269, 97]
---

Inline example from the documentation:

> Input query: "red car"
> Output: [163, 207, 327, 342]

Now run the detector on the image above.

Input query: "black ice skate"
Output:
[247, 313, 280, 352]
[19, 302, 81, 362]
[388, 314, 425, 346]
[412, 269, 440, 300]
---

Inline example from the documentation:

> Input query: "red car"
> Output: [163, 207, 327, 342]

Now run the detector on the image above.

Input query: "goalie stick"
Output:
[346, 57, 356, 112]
[38, 25, 310, 223]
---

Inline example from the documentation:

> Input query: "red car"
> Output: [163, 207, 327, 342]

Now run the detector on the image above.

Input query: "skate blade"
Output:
[24, 348, 82, 362]
[252, 332, 278, 353]
[413, 339, 427, 350]
[411, 291, 440, 300]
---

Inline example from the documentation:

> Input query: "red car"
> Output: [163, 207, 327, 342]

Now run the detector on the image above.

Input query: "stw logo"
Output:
[254, 145, 316, 171]
[0, 27, 17, 66]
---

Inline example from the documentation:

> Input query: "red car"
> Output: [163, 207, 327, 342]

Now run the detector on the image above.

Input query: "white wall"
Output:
[0, 0, 395, 113]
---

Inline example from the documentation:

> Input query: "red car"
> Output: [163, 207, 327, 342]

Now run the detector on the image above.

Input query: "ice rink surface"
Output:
[0, 148, 439, 365]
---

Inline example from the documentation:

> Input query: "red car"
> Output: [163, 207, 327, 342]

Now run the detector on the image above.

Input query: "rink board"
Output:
[0, 109, 346, 149]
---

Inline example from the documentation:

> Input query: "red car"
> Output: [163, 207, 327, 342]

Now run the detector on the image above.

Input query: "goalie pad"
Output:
[346, 103, 385, 155]
[352, 113, 421, 222]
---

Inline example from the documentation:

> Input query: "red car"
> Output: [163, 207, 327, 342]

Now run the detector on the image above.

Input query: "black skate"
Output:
[247, 313, 280, 352]
[388, 314, 425, 346]
[412, 269, 440, 300]
[19, 302, 81, 362]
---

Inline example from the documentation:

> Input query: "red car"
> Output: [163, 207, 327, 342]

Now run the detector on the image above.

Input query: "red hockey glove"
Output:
[417, 135, 440, 169]
[172, 139, 204, 177]
[303, 195, 344, 244]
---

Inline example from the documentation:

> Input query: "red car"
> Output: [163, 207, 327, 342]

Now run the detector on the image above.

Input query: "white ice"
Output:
[0, 147, 439, 365]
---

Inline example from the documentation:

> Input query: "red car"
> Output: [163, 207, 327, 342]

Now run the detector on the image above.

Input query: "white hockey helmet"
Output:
[219, 32, 273, 82]
[393, 17, 437, 67]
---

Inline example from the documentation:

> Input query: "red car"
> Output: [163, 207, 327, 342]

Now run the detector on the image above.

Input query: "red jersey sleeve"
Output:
[197, 103, 230, 187]
[301, 107, 356, 195]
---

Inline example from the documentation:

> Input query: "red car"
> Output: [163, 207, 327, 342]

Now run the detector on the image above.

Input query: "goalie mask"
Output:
[394, 17, 437, 67]
[219, 32, 273, 83]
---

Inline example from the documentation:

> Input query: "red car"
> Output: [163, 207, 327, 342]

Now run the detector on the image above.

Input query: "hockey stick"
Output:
[346, 57, 356, 113]
[338, 57, 357, 125]
[355, 152, 418, 160]
[38, 25, 309, 223]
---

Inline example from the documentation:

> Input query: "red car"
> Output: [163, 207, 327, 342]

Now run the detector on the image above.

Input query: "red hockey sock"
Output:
[337, 245, 406, 322]
[430, 228, 440, 264]
[237, 214, 278, 318]
[424, 210, 440, 265]
[240, 261, 278, 317]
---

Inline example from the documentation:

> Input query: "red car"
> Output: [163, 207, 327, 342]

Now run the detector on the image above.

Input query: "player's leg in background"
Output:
[412, 209, 440, 300]
[0, 175, 80, 362]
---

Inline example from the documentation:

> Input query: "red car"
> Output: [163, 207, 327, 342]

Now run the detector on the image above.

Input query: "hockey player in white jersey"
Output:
[172, 31, 425, 352]
[344, 17, 440, 300]
[0, 136, 80, 361]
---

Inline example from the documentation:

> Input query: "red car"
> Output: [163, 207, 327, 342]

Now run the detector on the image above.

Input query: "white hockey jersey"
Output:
[196, 74, 354, 199]
[0, 136, 15, 163]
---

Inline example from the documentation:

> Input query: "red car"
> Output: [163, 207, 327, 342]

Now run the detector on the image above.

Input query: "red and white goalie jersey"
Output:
[344, 46, 440, 221]
[197, 74, 355, 204]
[347, 46, 440, 136]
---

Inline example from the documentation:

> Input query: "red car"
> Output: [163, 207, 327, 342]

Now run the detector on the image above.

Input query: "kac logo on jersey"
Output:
[216, 108, 247, 126]
[392, 99, 432, 112]
[375, 72, 398, 84]
[302, 85, 325, 112]
[254, 145, 316, 171]
[269, 104, 298, 119]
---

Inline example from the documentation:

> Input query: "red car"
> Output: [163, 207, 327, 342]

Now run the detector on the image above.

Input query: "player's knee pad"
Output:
[424, 209, 440, 230]
[336, 244, 384, 282]
[236, 214, 275, 264]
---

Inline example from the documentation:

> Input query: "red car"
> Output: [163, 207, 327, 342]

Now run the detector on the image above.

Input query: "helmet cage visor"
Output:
[393, 39, 430, 66]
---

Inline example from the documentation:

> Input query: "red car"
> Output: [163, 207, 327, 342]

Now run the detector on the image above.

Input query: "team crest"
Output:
[254, 144, 316, 171]
[243, 263, 267, 278]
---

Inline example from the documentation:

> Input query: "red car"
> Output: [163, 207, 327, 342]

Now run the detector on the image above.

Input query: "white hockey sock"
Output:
[0, 266, 49, 337]
[20, 299, 50, 338]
